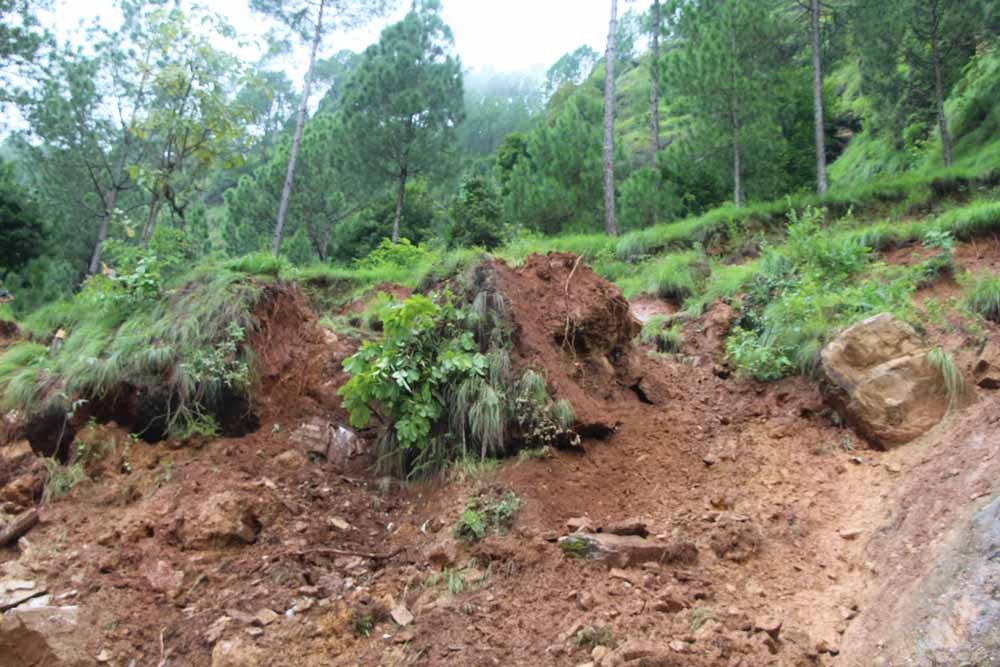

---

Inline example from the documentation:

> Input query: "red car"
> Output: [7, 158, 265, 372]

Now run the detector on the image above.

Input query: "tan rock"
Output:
[559, 533, 697, 568]
[211, 638, 264, 667]
[821, 314, 948, 448]
[178, 492, 260, 550]
[143, 560, 184, 598]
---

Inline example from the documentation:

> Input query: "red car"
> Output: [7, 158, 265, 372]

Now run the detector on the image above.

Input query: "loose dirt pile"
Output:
[490, 252, 641, 436]
[0, 250, 998, 666]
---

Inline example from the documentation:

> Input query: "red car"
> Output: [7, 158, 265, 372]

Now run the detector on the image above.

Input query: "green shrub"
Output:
[726, 208, 917, 381]
[355, 237, 436, 272]
[339, 293, 487, 476]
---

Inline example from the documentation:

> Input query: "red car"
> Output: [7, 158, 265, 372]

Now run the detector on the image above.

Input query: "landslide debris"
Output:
[490, 252, 641, 436]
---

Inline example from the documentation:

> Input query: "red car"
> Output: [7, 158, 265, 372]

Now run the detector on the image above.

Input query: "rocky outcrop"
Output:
[820, 314, 948, 448]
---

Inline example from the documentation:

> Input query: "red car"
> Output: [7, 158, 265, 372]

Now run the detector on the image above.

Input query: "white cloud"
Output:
[46, 0, 615, 79]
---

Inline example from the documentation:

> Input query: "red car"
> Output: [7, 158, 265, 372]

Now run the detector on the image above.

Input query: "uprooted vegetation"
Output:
[0, 260, 293, 457]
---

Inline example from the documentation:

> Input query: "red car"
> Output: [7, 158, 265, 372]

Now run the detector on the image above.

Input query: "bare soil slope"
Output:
[1, 254, 998, 666]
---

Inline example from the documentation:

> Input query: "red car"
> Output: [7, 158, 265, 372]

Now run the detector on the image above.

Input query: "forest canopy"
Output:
[0, 0, 998, 313]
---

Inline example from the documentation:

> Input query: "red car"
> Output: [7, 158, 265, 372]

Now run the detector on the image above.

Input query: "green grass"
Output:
[963, 274, 1000, 323]
[639, 315, 682, 353]
[0, 263, 266, 436]
[928, 346, 964, 408]
[41, 458, 88, 503]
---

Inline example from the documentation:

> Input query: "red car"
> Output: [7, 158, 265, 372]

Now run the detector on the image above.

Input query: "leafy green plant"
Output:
[453, 489, 522, 543]
[725, 208, 917, 381]
[339, 293, 487, 476]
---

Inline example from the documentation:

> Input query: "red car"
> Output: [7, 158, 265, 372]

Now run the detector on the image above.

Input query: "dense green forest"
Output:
[0, 0, 998, 315]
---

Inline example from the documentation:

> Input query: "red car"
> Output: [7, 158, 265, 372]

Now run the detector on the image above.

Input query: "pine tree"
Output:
[602, 0, 620, 236]
[667, 0, 785, 207]
[249, 0, 396, 255]
[340, 0, 464, 243]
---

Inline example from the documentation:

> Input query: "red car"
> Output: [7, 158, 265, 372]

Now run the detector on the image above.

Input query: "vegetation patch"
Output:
[724, 207, 921, 381]
[453, 488, 522, 543]
[340, 272, 579, 478]
[963, 274, 1000, 324]
[0, 249, 269, 441]
[640, 315, 682, 353]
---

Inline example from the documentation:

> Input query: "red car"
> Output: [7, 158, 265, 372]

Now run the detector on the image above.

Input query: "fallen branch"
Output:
[288, 546, 404, 562]
[0, 509, 38, 546]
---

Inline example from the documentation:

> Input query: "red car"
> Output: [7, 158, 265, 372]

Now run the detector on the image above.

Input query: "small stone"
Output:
[96, 649, 112, 663]
[754, 615, 782, 640]
[203, 615, 231, 644]
[577, 591, 596, 611]
[245, 627, 264, 637]
[609, 568, 634, 584]
[702, 454, 717, 466]
[566, 517, 596, 533]
[669, 640, 689, 653]
[592, 645, 610, 661]
[211, 637, 264, 667]
[273, 449, 308, 470]
[254, 608, 279, 626]
[390, 604, 414, 627]
[885, 463, 902, 474]
[605, 519, 648, 538]
[290, 597, 314, 614]
[838, 528, 863, 541]
[816, 638, 840, 654]
[329, 516, 351, 531]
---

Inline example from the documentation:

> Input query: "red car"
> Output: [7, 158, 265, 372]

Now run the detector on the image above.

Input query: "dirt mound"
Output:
[491, 253, 641, 435]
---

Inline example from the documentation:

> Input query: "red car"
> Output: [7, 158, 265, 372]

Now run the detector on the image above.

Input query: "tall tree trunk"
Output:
[733, 116, 743, 207]
[729, 26, 743, 207]
[929, 0, 952, 166]
[649, 0, 661, 161]
[810, 0, 828, 195]
[392, 165, 408, 244]
[142, 194, 162, 243]
[88, 187, 119, 275]
[602, 0, 619, 237]
[272, 0, 326, 256]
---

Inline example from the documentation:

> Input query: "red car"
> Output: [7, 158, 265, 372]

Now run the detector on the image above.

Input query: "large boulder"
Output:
[820, 314, 947, 448]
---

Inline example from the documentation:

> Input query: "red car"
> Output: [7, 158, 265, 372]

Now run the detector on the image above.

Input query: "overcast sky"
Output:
[46, 0, 614, 79]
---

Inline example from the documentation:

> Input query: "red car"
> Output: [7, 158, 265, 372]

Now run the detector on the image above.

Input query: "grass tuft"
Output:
[963, 274, 1000, 323]
[928, 346, 964, 408]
